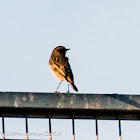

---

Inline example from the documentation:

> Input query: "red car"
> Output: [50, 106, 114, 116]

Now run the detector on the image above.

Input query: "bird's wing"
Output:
[52, 56, 74, 83]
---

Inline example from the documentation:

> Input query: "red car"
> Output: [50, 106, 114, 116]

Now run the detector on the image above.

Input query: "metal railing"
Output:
[0, 91, 140, 140]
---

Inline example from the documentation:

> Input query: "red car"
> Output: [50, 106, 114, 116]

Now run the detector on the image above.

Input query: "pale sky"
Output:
[0, 0, 140, 140]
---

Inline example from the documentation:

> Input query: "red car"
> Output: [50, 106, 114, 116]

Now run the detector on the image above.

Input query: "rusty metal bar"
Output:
[119, 120, 122, 140]
[25, 117, 28, 140]
[95, 119, 99, 140]
[72, 118, 75, 140]
[2, 117, 5, 140]
[0, 92, 140, 120]
[49, 118, 52, 140]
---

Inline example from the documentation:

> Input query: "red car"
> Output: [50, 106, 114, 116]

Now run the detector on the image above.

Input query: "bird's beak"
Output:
[66, 48, 70, 51]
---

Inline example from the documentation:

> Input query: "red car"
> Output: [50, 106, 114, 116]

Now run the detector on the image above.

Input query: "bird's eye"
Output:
[58, 49, 63, 53]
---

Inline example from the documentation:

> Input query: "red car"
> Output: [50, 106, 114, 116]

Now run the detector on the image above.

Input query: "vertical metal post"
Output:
[2, 117, 5, 140]
[95, 119, 99, 140]
[119, 120, 122, 140]
[25, 117, 28, 140]
[72, 118, 75, 140]
[49, 118, 52, 140]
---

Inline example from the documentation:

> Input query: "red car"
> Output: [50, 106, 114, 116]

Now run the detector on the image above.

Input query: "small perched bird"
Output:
[49, 46, 78, 92]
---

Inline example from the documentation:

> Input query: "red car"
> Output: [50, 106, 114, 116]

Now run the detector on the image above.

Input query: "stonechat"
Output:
[49, 46, 78, 92]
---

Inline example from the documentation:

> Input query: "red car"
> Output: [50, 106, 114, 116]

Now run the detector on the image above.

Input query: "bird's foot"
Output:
[67, 91, 71, 94]
[54, 91, 61, 94]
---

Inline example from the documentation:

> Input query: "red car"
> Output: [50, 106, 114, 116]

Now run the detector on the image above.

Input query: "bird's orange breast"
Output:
[50, 66, 66, 81]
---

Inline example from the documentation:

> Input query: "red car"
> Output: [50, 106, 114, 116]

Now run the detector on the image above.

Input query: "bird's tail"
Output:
[69, 82, 78, 92]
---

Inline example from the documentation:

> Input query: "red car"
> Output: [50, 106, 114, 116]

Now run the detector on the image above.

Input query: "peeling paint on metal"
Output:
[57, 94, 65, 108]
[83, 96, 89, 109]
[23, 96, 27, 101]
[29, 94, 34, 102]
[14, 96, 19, 107]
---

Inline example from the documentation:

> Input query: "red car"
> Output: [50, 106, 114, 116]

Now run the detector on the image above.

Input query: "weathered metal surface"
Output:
[0, 92, 140, 120]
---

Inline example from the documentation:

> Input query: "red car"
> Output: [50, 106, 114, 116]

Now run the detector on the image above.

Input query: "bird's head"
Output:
[53, 46, 70, 56]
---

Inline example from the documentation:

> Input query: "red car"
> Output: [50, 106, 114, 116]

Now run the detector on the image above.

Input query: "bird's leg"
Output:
[67, 84, 70, 93]
[55, 81, 62, 93]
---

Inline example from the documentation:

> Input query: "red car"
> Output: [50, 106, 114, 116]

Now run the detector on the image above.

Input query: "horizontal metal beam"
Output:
[0, 92, 140, 120]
